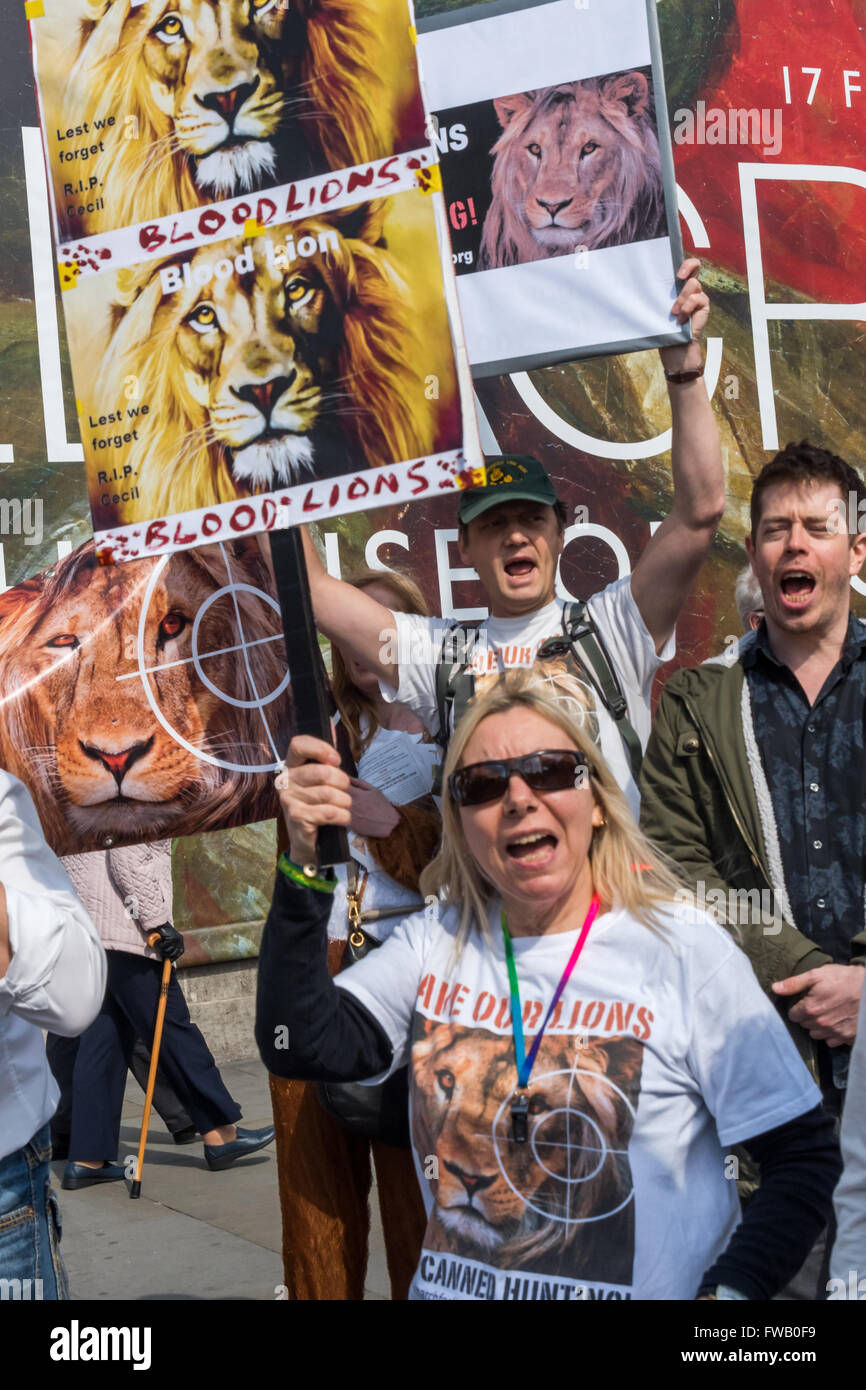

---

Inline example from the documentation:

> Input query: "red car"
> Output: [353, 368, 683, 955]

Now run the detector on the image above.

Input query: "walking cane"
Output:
[129, 934, 172, 1199]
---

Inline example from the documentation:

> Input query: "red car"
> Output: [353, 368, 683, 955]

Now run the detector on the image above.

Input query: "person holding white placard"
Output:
[300, 260, 723, 817]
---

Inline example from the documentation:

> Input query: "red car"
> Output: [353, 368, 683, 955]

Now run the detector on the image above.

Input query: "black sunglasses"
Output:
[448, 750, 590, 807]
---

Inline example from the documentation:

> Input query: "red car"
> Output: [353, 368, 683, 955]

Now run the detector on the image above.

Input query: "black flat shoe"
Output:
[204, 1126, 275, 1172]
[62, 1161, 126, 1190]
[172, 1125, 198, 1145]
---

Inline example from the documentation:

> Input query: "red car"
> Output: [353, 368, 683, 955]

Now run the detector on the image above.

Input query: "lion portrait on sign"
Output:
[57, 0, 424, 237]
[412, 1022, 642, 1281]
[0, 539, 291, 854]
[90, 201, 448, 521]
[478, 71, 666, 271]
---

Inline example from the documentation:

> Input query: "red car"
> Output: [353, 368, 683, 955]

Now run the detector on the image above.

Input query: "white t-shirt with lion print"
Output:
[380, 579, 673, 816]
[336, 897, 819, 1302]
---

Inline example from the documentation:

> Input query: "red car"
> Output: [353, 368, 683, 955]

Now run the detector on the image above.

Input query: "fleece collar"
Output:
[739, 680, 796, 929]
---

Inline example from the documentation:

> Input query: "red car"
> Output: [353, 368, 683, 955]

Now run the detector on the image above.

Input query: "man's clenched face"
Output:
[746, 479, 866, 640]
[458, 500, 563, 618]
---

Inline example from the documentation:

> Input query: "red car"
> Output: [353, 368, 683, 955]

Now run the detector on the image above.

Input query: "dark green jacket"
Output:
[640, 640, 866, 1073]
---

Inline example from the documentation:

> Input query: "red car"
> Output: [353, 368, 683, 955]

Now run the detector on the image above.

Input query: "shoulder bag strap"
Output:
[560, 601, 644, 783]
[432, 620, 481, 793]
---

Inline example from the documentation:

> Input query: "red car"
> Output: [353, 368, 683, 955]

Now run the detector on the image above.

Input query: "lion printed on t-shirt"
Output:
[412, 1021, 642, 1281]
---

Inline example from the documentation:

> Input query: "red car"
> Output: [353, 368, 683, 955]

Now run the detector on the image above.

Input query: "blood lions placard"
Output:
[27, 0, 473, 561]
[0, 537, 293, 854]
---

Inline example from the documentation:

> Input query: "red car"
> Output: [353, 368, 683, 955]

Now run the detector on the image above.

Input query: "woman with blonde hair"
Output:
[258, 671, 839, 1300]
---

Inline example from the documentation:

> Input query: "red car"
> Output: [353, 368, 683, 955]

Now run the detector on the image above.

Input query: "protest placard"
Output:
[31, 0, 428, 241]
[27, 0, 473, 563]
[415, 0, 689, 374]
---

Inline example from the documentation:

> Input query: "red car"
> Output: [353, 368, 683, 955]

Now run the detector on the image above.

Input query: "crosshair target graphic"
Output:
[492, 1063, 636, 1226]
[131, 544, 288, 775]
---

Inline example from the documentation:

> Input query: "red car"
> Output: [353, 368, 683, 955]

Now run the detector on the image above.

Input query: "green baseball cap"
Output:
[457, 454, 559, 524]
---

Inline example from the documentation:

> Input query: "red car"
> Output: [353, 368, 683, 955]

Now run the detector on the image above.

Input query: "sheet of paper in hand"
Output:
[414, 0, 689, 376]
[27, 1, 476, 562]
[357, 729, 437, 807]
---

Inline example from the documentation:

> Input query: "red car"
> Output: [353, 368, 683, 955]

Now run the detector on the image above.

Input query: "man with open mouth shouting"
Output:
[641, 439, 866, 1298]
[298, 258, 724, 818]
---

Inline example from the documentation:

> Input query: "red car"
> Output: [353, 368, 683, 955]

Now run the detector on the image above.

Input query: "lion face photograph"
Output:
[479, 71, 666, 268]
[69, 192, 460, 530]
[0, 539, 292, 854]
[412, 1021, 643, 1282]
[34, 0, 427, 238]
[475, 70, 666, 271]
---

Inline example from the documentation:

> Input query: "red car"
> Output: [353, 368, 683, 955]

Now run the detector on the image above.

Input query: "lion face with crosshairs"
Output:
[412, 1022, 642, 1277]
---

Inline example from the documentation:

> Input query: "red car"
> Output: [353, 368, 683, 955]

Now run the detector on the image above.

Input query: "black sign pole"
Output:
[269, 525, 350, 867]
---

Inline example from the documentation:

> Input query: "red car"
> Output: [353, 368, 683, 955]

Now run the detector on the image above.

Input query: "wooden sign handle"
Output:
[269, 525, 351, 867]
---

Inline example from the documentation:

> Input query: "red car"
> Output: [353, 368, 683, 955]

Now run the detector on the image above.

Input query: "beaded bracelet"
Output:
[278, 851, 336, 894]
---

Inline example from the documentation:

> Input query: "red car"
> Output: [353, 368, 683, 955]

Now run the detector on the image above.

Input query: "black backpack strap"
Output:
[432, 621, 481, 794]
[551, 600, 644, 783]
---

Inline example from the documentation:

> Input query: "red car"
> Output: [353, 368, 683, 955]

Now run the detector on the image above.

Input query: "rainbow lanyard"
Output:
[501, 893, 601, 1142]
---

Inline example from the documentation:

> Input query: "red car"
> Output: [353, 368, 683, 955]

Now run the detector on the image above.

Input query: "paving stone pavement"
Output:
[52, 1058, 390, 1301]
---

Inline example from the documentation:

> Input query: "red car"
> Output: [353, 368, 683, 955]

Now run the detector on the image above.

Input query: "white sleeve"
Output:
[829, 984, 866, 1289]
[0, 774, 106, 1036]
[377, 612, 452, 738]
[684, 935, 822, 1148]
[335, 909, 430, 1078]
[586, 575, 675, 703]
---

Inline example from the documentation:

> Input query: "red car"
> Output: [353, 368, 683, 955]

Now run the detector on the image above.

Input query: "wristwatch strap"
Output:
[665, 366, 705, 384]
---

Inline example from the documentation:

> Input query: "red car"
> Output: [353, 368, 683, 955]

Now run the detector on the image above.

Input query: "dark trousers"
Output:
[68, 951, 241, 1162]
[46, 1035, 193, 1138]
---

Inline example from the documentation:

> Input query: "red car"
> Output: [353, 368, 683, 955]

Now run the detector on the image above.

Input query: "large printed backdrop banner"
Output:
[28, 0, 468, 563]
[415, 0, 689, 374]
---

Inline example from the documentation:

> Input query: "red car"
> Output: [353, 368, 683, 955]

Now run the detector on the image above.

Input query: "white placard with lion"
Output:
[416, 0, 689, 376]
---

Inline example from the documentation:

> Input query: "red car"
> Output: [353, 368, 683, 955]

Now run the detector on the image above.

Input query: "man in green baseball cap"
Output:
[450, 453, 568, 624]
[297, 256, 725, 815]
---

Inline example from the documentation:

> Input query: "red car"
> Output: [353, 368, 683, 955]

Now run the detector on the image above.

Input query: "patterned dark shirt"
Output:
[743, 616, 866, 965]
